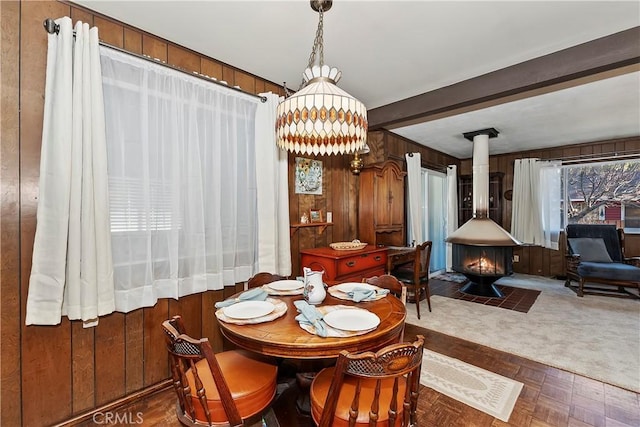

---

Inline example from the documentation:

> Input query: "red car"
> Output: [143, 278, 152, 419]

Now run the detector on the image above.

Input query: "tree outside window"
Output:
[565, 161, 640, 232]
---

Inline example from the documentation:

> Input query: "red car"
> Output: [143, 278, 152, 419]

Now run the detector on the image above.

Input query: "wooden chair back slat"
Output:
[316, 336, 425, 427]
[162, 316, 243, 427]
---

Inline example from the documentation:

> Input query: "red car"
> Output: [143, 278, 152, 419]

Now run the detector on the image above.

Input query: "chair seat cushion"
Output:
[391, 268, 412, 283]
[310, 366, 407, 427]
[391, 269, 428, 285]
[577, 262, 640, 282]
[185, 350, 277, 424]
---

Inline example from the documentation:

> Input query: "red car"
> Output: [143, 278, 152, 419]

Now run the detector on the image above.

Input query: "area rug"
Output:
[420, 349, 523, 422]
[407, 273, 640, 392]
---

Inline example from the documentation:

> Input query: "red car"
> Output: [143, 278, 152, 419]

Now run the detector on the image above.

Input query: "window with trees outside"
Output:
[564, 160, 640, 233]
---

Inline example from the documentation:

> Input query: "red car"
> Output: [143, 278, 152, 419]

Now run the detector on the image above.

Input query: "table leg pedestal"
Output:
[295, 372, 316, 415]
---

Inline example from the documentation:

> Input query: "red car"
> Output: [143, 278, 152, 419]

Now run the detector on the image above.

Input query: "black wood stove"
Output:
[446, 128, 520, 298]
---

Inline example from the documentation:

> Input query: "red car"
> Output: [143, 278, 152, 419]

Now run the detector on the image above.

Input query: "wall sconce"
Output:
[350, 143, 370, 174]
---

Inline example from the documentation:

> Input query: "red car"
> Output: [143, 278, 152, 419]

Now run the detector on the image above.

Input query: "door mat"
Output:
[420, 349, 523, 422]
[431, 272, 468, 283]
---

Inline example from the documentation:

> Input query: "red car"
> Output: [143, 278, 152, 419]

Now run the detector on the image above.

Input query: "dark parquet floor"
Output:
[78, 319, 639, 427]
[73, 279, 638, 426]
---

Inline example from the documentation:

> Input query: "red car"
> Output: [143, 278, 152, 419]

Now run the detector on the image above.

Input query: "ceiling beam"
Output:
[368, 26, 640, 130]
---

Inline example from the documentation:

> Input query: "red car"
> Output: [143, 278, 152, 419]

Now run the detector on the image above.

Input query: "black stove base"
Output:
[459, 281, 504, 298]
[452, 269, 506, 298]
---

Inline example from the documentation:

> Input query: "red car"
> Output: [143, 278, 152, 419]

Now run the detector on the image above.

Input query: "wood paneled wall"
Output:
[458, 136, 640, 276]
[287, 130, 461, 277]
[0, 1, 285, 426]
[2, 1, 637, 425]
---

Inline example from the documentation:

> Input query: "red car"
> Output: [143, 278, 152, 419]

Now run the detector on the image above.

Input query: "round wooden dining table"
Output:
[217, 293, 406, 359]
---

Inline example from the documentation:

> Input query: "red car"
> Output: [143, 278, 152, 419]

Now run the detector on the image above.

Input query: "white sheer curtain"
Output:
[100, 46, 261, 312]
[405, 153, 423, 246]
[512, 158, 561, 249]
[512, 158, 544, 245]
[446, 165, 458, 271]
[255, 93, 292, 276]
[540, 161, 563, 249]
[26, 18, 114, 327]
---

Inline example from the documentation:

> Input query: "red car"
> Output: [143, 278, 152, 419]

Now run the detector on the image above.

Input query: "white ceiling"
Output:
[74, 0, 640, 159]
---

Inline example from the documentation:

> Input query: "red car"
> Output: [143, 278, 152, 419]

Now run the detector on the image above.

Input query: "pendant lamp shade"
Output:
[275, 1, 367, 156]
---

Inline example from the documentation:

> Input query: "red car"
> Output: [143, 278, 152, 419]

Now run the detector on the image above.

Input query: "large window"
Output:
[101, 46, 260, 312]
[564, 160, 640, 233]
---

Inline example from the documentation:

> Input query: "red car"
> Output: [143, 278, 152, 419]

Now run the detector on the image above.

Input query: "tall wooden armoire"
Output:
[358, 160, 407, 247]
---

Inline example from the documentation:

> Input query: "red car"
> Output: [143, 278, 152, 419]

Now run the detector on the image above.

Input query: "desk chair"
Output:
[162, 315, 278, 427]
[391, 241, 433, 319]
[310, 335, 425, 427]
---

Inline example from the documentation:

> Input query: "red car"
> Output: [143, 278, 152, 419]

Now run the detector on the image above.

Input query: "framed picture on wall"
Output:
[309, 209, 323, 223]
[295, 157, 323, 195]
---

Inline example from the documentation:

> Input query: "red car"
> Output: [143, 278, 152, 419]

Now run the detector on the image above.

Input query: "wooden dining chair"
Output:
[247, 272, 286, 289]
[391, 241, 433, 319]
[365, 274, 407, 305]
[162, 315, 278, 427]
[365, 274, 407, 342]
[310, 335, 425, 427]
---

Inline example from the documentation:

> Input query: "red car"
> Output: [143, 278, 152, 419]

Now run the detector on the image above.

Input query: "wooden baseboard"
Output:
[51, 379, 173, 427]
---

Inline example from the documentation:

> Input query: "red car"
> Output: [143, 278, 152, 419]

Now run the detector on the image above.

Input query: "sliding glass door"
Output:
[427, 171, 447, 273]
[407, 168, 447, 274]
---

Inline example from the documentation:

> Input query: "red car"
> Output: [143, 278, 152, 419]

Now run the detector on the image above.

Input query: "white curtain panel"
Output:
[539, 161, 563, 250]
[405, 153, 423, 245]
[511, 158, 545, 245]
[26, 18, 115, 327]
[446, 165, 459, 271]
[255, 93, 292, 276]
[100, 47, 261, 312]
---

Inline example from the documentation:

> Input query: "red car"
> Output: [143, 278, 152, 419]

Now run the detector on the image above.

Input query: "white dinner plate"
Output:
[323, 309, 380, 332]
[223, 301, 275, 320]
[267, 280, 304, 291]
[332, 282, 376, 293]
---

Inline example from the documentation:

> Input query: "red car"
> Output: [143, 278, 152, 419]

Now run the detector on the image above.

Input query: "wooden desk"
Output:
[217, 294, 406, 359]
[387, 246, 416, 273]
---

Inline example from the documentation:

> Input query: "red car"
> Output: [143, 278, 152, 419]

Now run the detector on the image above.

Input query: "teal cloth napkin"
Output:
[215, 288, 268, 309]
[348, 287, 390, 302]
[294, 300, 327, 337]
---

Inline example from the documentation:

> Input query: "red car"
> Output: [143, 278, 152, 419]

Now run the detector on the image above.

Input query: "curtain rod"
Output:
[390, 153, 448, 173]
[43, 18, 267, 103]
[547, 148, 640, 164]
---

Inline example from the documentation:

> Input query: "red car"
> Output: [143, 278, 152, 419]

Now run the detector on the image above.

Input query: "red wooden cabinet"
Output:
[300, 245, 388, 285]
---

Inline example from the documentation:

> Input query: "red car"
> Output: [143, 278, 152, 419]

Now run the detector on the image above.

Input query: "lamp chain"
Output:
[306, 6, 325, 70]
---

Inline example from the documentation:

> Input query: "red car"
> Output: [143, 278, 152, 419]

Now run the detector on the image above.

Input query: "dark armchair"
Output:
[565, 224, 640, 299]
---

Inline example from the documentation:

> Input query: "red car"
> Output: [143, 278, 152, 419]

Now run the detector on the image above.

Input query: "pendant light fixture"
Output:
[276, 0, 368, 156]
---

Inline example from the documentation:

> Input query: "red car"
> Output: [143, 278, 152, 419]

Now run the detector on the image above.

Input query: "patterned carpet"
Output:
[408, 274, 640, 392]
